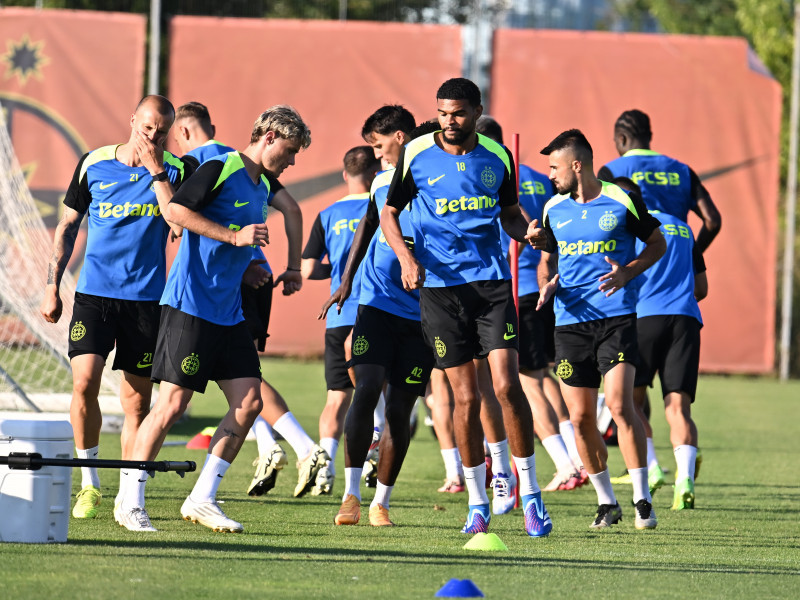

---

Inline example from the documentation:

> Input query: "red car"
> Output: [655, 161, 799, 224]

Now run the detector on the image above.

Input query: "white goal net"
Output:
[0, 107, 121, 412]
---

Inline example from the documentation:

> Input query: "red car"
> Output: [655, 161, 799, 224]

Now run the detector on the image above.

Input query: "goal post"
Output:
[0, 106, 121, 412]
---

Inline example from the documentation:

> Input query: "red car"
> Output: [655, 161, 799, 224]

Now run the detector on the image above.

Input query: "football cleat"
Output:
[310, 462, 334, 496]
[648, 464, 665, 496]
[247, 443, 288, 496]
[72, 485, 102, 519]
[181, 496, 243, 533]
[671, 478, 695, 511]
[590, 503, 623, 529]
[437, 476, 465, 493]
[634, 499, 658, 529]
[118, 507, 157, 532]
[334, 494, 361, 525]
[294, 445, 331, 498]
[523, 492, 553, 537]
[461, 503, 491, 534]
[490, 472, 517, 515]
[369, 503, 395, 527]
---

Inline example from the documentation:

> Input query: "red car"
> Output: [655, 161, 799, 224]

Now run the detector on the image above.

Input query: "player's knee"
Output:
[72, 373, 101, 401]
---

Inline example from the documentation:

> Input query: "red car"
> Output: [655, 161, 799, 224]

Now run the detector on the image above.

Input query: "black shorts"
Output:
[419, 280, 519, 369]
[554, 314, 638, 389]
[151, 305, 261, 393]
[635, 314, 701, 402]
[68, 292, 160, 377]
[518, 292, 556, 372]
[241, 280, 273, 352]
[349, 304, 435, 396]
[324, 325, 354, 391]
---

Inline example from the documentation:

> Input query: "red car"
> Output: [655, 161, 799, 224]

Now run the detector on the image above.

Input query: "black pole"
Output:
[0, 453, 195, 477]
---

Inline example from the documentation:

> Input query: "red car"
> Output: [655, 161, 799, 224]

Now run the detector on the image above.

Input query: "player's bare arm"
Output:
[692, 179, 721, 254]
[598, 227, 666, 297]
[499, 204, 530, 243]
[536, 250, 559, 310]
[318, 207, 378, 320]
[380, 202, 424, 291]
[40, 206, 84, 323]
[167, 202, 268, 247]
[134, 130, 183, 238]
[270, 188, 303, 296]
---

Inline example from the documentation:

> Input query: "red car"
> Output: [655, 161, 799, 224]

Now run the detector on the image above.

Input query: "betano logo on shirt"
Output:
[631, 171, 681, 186]
[558, 239, 617, 256]
[435, 195, 496, 215]
[97, 202, 161, 218]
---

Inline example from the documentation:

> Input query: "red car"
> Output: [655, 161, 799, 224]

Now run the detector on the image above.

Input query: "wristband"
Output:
[233, 231, 237, 246]
[152, 171, 169, 182]
[286, 267, 301, 272]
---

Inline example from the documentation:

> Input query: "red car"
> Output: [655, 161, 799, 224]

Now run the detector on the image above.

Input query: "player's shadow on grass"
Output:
[65, 539, 800, 577]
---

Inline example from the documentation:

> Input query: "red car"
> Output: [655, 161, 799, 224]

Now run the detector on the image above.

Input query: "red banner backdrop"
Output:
[490, 30, 782, 374]
[0, 7, 146, 270]
[169, 17, 463, 357]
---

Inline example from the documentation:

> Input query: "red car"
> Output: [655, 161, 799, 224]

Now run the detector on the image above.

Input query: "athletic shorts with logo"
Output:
[151, 305, 261, 393]
[419, 280, 519, 370]
[324, 325, 354, 390]
[241, 279, 273, 352]
[634, 314, 701, 402]
[554, 314, 638, 388]
[518, 292, 556, 371]
[349, 304, 435, 396]
[68, 292, 160, 376]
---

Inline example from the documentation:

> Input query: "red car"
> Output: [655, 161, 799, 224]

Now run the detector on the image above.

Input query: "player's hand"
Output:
[39, 285, 63, 323]
[536, 274, 559, 310]
[242, 259, 271, 289]
[134, 130, 164, 175]
[235, 223, 269, 247]
[274, 269, 302, 296]
[400, 256, 425, 291]
[598, 256, 629, 297]
[319, 281, 352, 320]
[525, 219, 547, 249]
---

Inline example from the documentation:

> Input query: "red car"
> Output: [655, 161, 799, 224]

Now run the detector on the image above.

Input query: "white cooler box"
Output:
[0, 418, 73, 543]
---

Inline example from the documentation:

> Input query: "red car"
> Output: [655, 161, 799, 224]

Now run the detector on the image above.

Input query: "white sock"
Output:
[488, 439, 513, 477]
[464, 463, 490, 506]
[646, 437, 659, 470]
[190, 454, 230, 504]
[588, 469, 617, 506]
[76, 446, 100, 489]
[343, 467, 362, 501]
[441, 447, 463, 480]
[319, 437, 338, 475]
[629, 467, 652, 504]
[371, 482, 393, 509]
[373, 392, 386, 434]
[673, 444, 697, 481]
[512, 454, 540, 496]
[121, 469, 148, 510]
[273, 412, 315, 460]
[558, 421, 583, 468]
[252, 415, 277, 456]
[541, 434, 576, 475]
[116, 469, 127, 506]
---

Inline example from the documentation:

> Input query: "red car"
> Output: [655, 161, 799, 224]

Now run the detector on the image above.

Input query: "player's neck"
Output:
[572, 175, 603, 204]
[114, 142, 140, 168]
[240, 145, 266, 184]
[435, 131, 478, 155]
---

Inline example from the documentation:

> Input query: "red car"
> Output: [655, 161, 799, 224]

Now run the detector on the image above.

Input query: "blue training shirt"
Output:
[161, 151, 271, 326]
[359, 169, 422, 321]
[302, 193, 370, 328]
[601, 149, 695, 221]
[542, 181, 660, 326]
[64, 145, 187, 301]
[500, 164, 553, 297]
[635, 212, 704, 324]
[385, 132, 518, 287]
